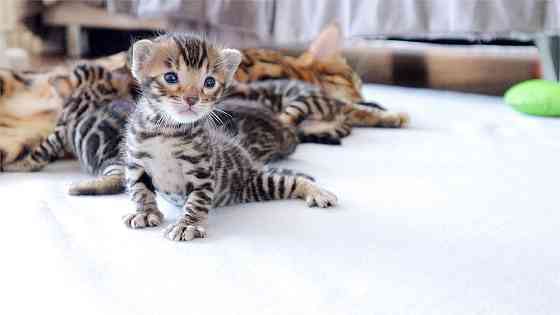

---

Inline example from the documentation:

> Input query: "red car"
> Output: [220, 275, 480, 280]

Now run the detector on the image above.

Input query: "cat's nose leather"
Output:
[184, 96, 199, 106]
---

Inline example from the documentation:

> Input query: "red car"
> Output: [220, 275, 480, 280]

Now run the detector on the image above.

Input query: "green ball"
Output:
[504, 79, 560, 116]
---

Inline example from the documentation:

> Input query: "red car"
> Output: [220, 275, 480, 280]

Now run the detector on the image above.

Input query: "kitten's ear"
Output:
[307, 22, 343, 60]
[130, 39, 154, 80]
[221, 48, 242, 85]
[49, 75, 73, 99]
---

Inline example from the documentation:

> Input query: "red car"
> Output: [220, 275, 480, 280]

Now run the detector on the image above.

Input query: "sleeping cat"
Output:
[124, 33, 337, 241]
[236, 23, 410, 132]
[0, 68, 64, 166]
[0, 64, 134, 196]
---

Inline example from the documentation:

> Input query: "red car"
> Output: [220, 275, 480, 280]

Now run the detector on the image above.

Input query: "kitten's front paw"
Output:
[306, 187, 338, 208]
[164, 222, 207, 241]
[123, 210, 163, 229]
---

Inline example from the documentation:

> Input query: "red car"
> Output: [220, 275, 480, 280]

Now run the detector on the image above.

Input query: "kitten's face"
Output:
[50, 64, 132, 103]
[130, 34, 241, 124]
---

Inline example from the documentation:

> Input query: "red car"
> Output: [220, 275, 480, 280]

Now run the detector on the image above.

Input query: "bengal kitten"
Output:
[124, 34, 337, 241]
[1, 64, 133, 195]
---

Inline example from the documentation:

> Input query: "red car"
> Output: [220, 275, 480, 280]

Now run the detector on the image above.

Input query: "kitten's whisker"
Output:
[213, 108, 232, 118]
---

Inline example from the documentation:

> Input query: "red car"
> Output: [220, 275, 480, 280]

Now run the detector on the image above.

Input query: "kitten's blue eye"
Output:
[164, 72, 178, 84]
[204, 77, 216, 89]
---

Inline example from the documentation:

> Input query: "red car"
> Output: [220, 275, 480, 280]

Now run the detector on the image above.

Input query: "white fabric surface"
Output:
[2, 84, 559, 315]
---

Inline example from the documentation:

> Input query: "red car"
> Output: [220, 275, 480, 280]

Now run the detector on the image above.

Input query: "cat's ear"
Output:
[130, 39, 155, 80]
[49, 75, 73, 99]
[221, 48, 242, 85]
[307, 22, 343, 60]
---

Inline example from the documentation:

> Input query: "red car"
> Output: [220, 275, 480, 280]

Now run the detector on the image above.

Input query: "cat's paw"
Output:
[164, 222, 207, 241]
[305, 187, 338, 208]
[123, 210, 163, 229]
[384, 112, 410, 128]
[396, 112, 410, 127]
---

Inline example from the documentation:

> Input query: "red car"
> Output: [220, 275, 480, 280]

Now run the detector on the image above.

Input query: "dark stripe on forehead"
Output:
[172, 35, 207, 69]
[186, 41, 196, 67]
[172, 36, 190, 69]
[197, 41, 207, 69]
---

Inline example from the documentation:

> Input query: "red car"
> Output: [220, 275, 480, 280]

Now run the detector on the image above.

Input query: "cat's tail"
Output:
[68, 174, 125, 196]
[345, 102, 410, 128]
[232, 167, 337, 208]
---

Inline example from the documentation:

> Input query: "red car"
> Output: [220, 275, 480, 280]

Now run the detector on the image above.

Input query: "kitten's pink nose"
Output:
[184, 95, 199, 106]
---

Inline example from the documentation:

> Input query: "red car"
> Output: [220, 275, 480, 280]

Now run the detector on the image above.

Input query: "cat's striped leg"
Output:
[68, 163, 125, 196]
[235, 167, 338, 208]
[1, 127, 66, 172]
[296, 114, 351, 145]
[165, 184, 215, 241]
[347, 103, 409, 128]
[279, 92, 350, 126]
[122, 162, 163, 228]
[278, 93, 324, 126]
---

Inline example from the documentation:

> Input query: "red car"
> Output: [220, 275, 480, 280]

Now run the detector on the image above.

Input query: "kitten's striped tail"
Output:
[68, 174, 125, 196]
[68, 165, 125, 195]
[240, 167, 337, 208]
[346, 102, 410, 128]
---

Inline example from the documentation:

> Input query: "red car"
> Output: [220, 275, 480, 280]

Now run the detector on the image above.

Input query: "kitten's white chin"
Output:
[166, 108, 207, 124]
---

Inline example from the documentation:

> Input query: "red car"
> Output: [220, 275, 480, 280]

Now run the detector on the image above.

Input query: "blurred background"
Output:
[1, 0, 558, 95]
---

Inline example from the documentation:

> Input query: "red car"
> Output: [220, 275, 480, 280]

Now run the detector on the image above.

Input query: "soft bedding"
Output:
[1, 84, 559, 315]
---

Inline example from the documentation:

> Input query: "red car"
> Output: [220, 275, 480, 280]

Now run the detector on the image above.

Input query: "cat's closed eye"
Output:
[164, 72, 178, 84]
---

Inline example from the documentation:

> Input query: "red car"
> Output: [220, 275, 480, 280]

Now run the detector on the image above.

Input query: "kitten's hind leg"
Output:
[347, 103, 409, 128]
[68, 164, 125, 196]
[235, 167, 338, 208]
[297, 116, 351, 145]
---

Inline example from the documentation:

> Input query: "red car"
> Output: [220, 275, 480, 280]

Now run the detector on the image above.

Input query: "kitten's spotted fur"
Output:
[124, 34, 337, 241]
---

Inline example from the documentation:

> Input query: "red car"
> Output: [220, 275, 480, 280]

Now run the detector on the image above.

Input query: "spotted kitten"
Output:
[124, 34, 337, 241]
[1, 64, 133, 195]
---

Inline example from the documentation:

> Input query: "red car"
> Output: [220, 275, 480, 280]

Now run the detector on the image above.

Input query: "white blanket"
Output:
[2, 84, 559, 315]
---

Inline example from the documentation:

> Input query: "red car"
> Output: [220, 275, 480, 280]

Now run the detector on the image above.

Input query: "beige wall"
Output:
[0, 0, 42, 54]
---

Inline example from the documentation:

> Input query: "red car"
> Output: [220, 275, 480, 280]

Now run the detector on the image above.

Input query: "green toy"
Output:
[504, 79, 560, 116]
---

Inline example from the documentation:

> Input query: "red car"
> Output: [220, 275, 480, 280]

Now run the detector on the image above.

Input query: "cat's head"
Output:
[0, 68, 68, 117]
[130, 33, 241, 124]
[294, 23, 363, 102]
[50, 63, 132, 103]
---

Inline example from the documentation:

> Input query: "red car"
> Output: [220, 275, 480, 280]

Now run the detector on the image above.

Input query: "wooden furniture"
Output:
[43, 1, 167, 57]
